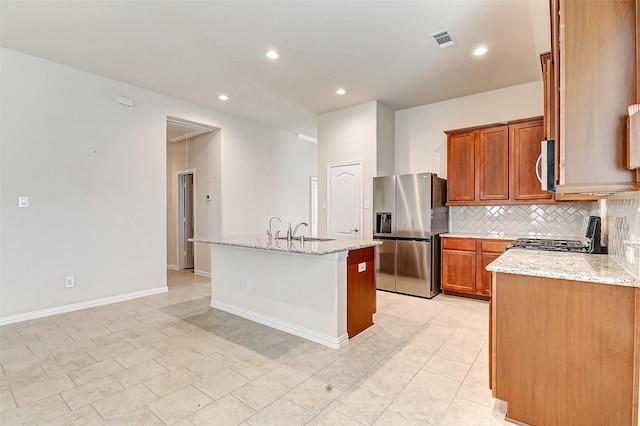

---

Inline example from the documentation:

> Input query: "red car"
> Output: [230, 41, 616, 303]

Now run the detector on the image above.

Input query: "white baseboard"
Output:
[167, 265, 178, 270]
[211, 300, 349, 349]
[194, 269, 211, 278]
[0, 286, 168, 326]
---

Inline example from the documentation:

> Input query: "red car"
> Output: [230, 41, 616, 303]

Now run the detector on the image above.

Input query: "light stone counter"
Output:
[442, 233, 522, 240]
[442, 233, 587, 242]
[487, 249, 640, 288]
[191, 235, 381, 255]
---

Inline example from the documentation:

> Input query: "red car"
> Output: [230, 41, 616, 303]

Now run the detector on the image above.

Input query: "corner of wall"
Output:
[607, 192, 640, 279]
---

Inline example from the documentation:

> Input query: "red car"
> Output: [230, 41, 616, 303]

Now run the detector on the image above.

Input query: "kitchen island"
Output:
[487, 249, 640, 426]
[191, 236, 381, 348]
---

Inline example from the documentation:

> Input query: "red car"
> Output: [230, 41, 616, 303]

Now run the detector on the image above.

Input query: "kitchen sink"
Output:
[277, 237, 335, 242]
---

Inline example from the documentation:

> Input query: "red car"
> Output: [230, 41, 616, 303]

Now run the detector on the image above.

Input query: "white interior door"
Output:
[328, 162, 362, 240]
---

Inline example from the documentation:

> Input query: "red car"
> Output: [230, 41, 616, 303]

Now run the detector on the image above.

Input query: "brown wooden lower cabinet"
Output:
[491, 272, 640, 425]
[441, 237, 512, 299]
[346, 246, 376, 338]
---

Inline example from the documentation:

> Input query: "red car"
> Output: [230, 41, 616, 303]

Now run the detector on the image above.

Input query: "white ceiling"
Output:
[0, 1, 550, 137]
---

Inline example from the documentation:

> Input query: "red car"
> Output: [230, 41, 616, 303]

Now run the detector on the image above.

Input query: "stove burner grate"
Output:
[506, 238, 589, 253]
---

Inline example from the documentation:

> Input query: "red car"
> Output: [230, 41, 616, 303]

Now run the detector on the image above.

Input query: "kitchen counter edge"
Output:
[442, 233, 520, 240]
[190, 235, 381, 256]
[442, 233, 586, 241]
[486, 249, 640, 288]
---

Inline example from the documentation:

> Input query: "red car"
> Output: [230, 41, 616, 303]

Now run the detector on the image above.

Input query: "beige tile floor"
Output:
[0, 270, 508, 425]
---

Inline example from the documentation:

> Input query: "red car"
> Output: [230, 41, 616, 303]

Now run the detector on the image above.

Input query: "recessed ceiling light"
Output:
[218, 94, 229, 101]
[336, 88, 346, 95]
[266, 50, 280, 59]
[473, 47, 488, 56]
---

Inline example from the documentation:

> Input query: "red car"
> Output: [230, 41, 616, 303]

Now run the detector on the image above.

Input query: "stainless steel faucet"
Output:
[290, 222, 309, 240]
[267, 216, 281, 241]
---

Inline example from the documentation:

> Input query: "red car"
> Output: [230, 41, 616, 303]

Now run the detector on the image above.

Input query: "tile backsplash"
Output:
[450, 202, 599, 238]
[607, 192, 640, 279]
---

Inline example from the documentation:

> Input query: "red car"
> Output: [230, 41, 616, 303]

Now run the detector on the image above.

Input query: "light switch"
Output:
[18, 196, 29, 208]
[364, 200, 370, 209]
[358, 262, 366, 273]
[626, 246, 635, 264]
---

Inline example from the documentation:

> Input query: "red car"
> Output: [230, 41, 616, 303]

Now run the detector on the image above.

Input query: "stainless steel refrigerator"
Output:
[373, 173, 448, 298]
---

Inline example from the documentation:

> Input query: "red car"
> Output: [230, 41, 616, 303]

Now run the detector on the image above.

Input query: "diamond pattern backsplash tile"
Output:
[451, 202, 599, 238]
[607, 192, 640, 279]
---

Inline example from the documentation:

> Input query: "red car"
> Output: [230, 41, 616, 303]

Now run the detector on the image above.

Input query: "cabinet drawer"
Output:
[442, 238, 476, 251]
[480, 240, 513, 254]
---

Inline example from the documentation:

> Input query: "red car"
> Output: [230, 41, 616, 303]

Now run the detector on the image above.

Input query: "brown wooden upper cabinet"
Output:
[539, 52, 555, 142]
[446, 117, 552, 206]
[548, 0, 640, 196]
[446, 131, 476, 202]
[510, 120, 553, 202]
[478, 127, 509, 202]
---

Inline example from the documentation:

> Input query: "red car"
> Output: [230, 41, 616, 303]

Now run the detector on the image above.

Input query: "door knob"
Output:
[351, 228, 359, 233]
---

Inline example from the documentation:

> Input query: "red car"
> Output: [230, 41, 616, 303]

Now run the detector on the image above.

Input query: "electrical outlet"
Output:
[246, 282, 253, 293]
[65, 276, 75, 288]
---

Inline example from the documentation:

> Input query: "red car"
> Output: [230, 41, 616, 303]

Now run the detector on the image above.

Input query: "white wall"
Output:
[166, 130, 222, 275]
[191, 131, 222, 275]
[0, 48, 316, 319]
[166, 140, 187, 269]
[318, 101, 378, 239]
[222, 126, 317, 237]
[395, 81, 543, 177]
[376, 102, 395, 176]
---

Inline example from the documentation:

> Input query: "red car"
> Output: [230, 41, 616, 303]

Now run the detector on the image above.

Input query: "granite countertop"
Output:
[442, 233, 590, 243]
[442, 233, 522, 240]
[190, 235, 381, 256]
[487, 249, 640, 288]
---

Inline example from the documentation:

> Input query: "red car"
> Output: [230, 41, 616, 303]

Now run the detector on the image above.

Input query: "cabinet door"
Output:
[347, 247, 376, 338]
[559, 0, 637, 189]
[477, 252, 501, 296]
[477, 126, 509, 201]
[442, 242, 476, 293]
[510, 120, 552, 201]
[540, 52, 555, 141]
[550, 0, 561, 186]
[447, 131, 476, 203]
[477, 240, 513, 297]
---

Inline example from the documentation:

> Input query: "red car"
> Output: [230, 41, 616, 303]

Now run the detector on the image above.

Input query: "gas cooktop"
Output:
[506, 238, 589, 253]
[504, 217, 606, 254]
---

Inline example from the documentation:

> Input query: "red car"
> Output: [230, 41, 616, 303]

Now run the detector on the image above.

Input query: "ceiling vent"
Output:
[429, 29, 456, 48]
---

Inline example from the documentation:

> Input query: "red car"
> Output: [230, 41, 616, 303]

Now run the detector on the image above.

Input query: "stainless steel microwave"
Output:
[536, 139, 555, 192]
